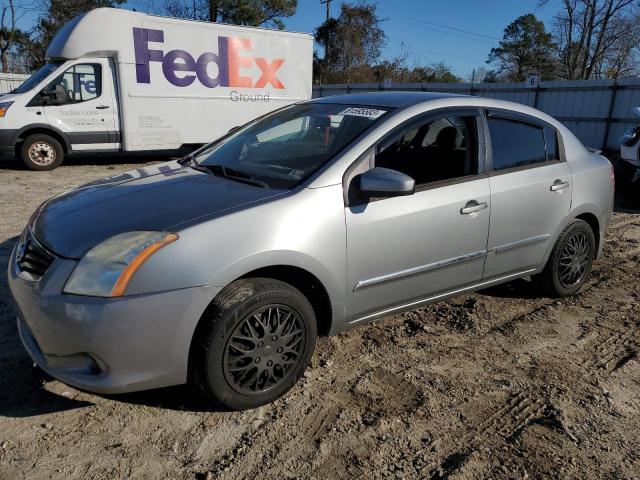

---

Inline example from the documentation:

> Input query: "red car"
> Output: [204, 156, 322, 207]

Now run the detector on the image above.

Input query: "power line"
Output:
[406, 21, 498, 45]
[411, 19, 502, 41]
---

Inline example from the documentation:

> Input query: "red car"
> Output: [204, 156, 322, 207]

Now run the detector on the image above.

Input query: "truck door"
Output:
[39, 58, 120, 151]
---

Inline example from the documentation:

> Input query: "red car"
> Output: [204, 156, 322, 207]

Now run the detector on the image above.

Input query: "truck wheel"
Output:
[19, 134, 64, 171]
[190, 278, 317, 410]
[533, 219, 596, 298]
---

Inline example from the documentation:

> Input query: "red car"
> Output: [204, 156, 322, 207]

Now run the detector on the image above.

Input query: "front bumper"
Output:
[7, 244, 220, 394]
[0, 128, 15, 154]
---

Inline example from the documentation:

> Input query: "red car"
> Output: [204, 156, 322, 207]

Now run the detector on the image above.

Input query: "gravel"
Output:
[0, 155, 638, 479]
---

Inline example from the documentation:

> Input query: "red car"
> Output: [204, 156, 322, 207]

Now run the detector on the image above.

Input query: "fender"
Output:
[206, 249, 347, 333]
[11, 123, 72, 152]
[538, 202, 606, 272]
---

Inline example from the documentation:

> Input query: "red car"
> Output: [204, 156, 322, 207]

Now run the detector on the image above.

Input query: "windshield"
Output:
[193, 103, 390, 189]
[11, 61, 64, 94]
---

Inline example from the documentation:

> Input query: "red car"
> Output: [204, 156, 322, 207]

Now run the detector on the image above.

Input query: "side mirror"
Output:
[358, 167, 415, 197]
[633, 106, 640, 119]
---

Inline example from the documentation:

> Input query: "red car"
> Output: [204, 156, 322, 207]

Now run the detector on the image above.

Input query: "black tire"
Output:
[190, 278, 317, 410]
[534, 219, 596, 298]
[19, 134, 64, 171]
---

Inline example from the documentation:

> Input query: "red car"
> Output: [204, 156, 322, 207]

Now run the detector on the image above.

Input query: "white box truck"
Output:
[0, 8, 313, 170]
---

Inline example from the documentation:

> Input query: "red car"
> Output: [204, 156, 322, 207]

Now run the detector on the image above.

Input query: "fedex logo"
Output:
[133, 28, 285, 89]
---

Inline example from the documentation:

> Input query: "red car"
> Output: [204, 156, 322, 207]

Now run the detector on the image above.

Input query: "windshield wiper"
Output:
[192, 164, 269, 189]
[177, 152, 196, 166]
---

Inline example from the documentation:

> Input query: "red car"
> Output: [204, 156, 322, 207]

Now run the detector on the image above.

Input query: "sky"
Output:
[16, 0, 563, 79]
[281, 0, 561, 80]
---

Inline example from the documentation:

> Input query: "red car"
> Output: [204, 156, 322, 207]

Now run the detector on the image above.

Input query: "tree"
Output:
[0, 0, 19, 72]
[467, 67, 502, 83]
[542, 0, 640, 79]
[314, 1, 385, 83]
[20, 0, 125, 70]
[487, 13, 558, 81]
[164, 0, 297, 29]
[0, 0, 33, 72]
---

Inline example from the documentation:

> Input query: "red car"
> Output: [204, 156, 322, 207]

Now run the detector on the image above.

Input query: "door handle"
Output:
[550, 180, 570, 192]
[460, 201, 488, 215]
[96, 105, 110, 109]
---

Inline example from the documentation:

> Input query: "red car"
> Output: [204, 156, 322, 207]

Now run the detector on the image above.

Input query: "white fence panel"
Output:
[0, 73, 29, 94]
[313, 78, 640, 149]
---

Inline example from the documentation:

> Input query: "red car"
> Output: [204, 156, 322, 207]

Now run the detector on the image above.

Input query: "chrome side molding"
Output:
[353, 250, 487, 292]
[492, 234, 550, 254]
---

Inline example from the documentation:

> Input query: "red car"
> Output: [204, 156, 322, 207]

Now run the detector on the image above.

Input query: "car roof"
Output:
[309, 91, 461, 109]
[308, 91, 569, 133]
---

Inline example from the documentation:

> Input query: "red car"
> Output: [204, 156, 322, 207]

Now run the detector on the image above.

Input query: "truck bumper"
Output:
[0, 128, 16, 154]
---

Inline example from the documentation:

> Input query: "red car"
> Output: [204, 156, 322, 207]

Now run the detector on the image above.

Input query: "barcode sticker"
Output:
[338, 107, 386, 119]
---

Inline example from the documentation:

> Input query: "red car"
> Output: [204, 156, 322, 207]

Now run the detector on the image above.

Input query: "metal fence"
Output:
[313, 78, 640, 150]
[0, 72, 29, 95]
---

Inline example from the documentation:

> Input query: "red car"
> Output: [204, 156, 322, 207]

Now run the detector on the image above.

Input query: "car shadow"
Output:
[477, 278, 541, 300]
[106, 386, 233, 413]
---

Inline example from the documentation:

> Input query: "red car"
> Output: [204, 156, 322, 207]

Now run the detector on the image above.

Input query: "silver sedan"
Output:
[8, 92, 614, 409]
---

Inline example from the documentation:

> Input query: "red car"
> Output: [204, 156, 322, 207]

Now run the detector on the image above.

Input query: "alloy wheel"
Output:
[223, 305, 306, 395]
[557, 231, 591, 288]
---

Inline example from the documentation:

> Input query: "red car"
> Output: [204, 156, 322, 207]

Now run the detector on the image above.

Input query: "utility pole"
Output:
[320, 0, 332, 59]
[320, 0, 331, 22]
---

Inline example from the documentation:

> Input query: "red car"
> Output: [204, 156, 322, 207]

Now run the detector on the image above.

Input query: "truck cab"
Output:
[0, 58, 120, 169]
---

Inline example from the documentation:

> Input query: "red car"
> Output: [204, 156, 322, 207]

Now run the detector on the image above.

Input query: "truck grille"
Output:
[16, 231, 55, 279]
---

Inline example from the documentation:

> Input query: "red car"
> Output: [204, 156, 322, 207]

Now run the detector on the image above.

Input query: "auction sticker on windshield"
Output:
[338, 107, 386, 119]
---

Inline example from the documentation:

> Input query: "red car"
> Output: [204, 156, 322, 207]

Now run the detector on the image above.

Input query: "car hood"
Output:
[32, 161, 286, 258]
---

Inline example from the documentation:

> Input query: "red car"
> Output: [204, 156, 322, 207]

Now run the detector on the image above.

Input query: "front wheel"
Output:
[534, 219, 596, 297]
[190, 278, 317, 410]
[19, 134, 64, 171]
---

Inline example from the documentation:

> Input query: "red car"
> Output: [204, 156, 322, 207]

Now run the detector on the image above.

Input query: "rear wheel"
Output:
[534, 219, 595, 297]
[19, 134, 64, 171]
[190, 278, 317, 410]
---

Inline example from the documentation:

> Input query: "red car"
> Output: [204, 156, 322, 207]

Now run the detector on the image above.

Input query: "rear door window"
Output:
[488, 118, 547, 171]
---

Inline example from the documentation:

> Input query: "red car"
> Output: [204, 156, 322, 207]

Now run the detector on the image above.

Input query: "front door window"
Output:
[30, 63, 102, 107]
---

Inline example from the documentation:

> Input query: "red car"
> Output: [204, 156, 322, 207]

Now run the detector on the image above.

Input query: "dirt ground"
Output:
[0, 155, 638, 480]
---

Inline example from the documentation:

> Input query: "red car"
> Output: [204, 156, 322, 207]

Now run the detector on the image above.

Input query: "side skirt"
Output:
[348, 268, 537, 326]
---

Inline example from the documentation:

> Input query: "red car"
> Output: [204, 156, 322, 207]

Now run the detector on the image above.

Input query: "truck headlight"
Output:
[0, 101, 14, 117]
[64, 231, 178, 297]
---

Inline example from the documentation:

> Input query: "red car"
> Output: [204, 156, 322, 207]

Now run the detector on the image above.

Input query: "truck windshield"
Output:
[193, 103, 389, 189]
[11, 61, 64, 94]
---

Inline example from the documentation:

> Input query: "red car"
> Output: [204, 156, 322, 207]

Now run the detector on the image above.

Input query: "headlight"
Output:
[0, 101, 14, 117]
[64, 231, 178, 297]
